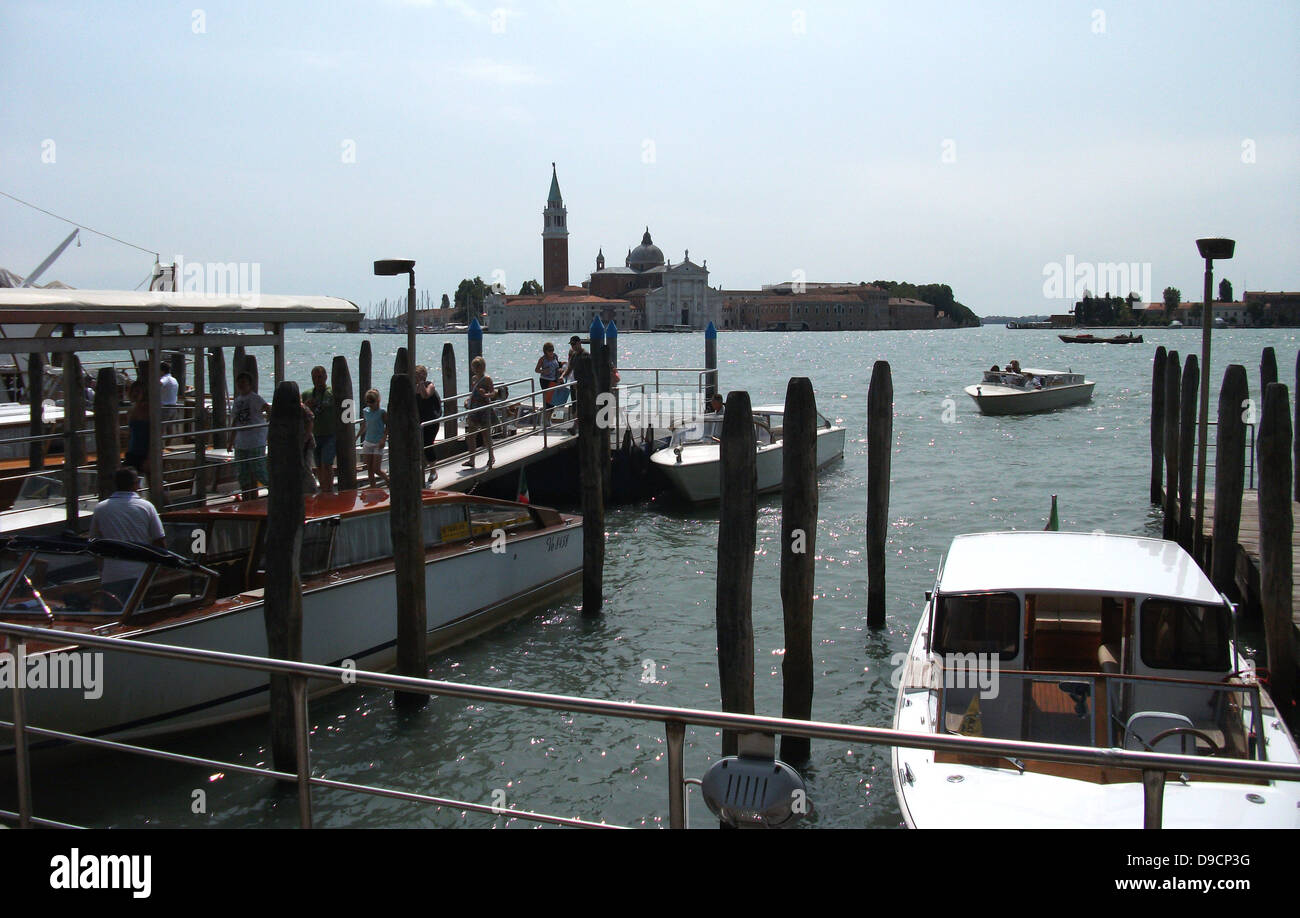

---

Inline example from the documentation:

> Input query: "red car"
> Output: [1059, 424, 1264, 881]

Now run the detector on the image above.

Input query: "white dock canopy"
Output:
[0, 288, 361, 331]
[0, 287, 361, 515]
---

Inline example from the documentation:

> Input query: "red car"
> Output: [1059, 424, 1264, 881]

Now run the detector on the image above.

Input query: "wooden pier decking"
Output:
[425, 424, 577, 492]
[1195, 492, 1300, 628]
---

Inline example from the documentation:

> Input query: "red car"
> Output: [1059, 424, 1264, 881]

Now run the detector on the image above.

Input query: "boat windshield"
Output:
[939, 671, 1264, 761]
[932, 592, 1020, 658]
[669, 419, 722, 447]
[1138, 599, 1232, 672]
[0, 548, 141, 618]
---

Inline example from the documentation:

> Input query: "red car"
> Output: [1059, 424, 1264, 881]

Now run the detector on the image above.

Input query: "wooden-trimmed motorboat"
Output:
[0, 488, 581, 745]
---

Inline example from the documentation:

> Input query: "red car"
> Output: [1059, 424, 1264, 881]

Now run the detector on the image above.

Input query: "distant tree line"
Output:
[1073, 291, 1142, 325]
[870, 280, 981, 327]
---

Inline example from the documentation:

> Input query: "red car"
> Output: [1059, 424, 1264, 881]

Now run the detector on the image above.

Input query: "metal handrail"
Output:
[3, 620, 1298, 830]
[1205, 419, 1258, 490]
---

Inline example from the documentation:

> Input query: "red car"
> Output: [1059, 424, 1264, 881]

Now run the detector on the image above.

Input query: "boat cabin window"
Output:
[424, 502, 469, 546]
[467, 503, 536, 538]
[300, 519, 338, 576]
[933, 592, 1020, 658]
[1139, 600, 1231, 672]
[165, 519, 259, 597]
[331, 513, 394, 568]
[0, 549, 136, 617]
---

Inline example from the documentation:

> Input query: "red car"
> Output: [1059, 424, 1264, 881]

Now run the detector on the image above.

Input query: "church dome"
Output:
[628, 228, 664, 272]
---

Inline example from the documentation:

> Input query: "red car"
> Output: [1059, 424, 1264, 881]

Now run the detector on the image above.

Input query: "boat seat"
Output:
[1123, 711, 1196, 754]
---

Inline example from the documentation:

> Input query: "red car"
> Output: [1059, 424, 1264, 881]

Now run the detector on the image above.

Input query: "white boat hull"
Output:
[1, 522, 581, 745]
[964, 381, 1094, 415]
[652, 426, 845, 502]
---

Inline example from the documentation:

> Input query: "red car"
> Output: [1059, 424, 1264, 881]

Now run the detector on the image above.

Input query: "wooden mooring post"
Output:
[590, 316, 612, 498]
[574, 353, 604, 615]
[1210, 365, 1248, 595]
[1150, 346, 1167, 504]
[359, 340, 372, 399]
[1261, 347, 1278, 390]
[1162, 351, 1180, 540]
[1295, 350, 1299, 503]
[387, 373, 428, 709]
[265, 380, 305, 773]
[717, 389, 756, 757]
[1177, 354, 1198, 552]
[441, 343, 458, 444]
[780, 377, 817, 764]
[867, 360, 892, 629]
[331, 355, 358, 491]
[394, 346, 409, 378]
[1257, 382, 1295, 716]
[209, 347, 228, 451]
[93, 366, 119, 501]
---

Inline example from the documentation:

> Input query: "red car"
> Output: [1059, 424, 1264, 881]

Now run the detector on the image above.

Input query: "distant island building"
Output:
[1127, 293, 1300, 327]
[485, 165, 630, 333]
[721, 282, 966, 331]
[587, 229, 722, 330]
[486, 165, 722, 332]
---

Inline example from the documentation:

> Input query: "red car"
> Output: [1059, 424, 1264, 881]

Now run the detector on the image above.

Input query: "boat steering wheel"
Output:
[1146, 727, 1222, 756]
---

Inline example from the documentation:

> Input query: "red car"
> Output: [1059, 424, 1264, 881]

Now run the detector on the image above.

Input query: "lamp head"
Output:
[374, 259, 416, 276]
[1195, 238, 1235, 261]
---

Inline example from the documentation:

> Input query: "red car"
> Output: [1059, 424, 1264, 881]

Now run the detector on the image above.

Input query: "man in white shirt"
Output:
[89, 467, 166, 599]
[159, 361, 180, 429]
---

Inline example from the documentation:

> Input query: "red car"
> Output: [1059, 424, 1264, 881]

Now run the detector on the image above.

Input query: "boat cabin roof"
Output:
[162, 488, 517, 524]
[937, 532, 1222, 604]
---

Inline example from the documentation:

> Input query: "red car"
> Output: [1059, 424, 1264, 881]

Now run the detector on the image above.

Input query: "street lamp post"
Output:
[1193, 237, 1235, 560]
[374, 258, 417, 378]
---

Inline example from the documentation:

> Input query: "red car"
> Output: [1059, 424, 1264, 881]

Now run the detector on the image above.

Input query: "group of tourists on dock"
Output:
[104, 330, 631, 507]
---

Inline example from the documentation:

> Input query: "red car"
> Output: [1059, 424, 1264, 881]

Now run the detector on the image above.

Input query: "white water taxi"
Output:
[964, 368, 1094, 415]
[650, 405, 845, 503]
[0, 488, 580, 746]
[892, 531, 1300, 828]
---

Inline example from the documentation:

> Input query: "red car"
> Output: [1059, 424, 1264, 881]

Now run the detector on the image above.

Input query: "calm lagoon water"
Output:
[12, 325, 1298, 828]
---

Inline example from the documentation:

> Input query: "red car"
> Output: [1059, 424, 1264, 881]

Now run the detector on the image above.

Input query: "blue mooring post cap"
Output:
[468, 317, 482, 340]
[606, 320, 618, 338]
[589, 315, 606, 342]
[705, 320, 717, 339]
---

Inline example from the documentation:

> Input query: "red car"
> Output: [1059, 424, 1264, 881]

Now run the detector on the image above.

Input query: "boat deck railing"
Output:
[3, 621, 1298, 830]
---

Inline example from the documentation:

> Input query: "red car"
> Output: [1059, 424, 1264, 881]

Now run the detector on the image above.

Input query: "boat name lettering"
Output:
[546, 533, 570, 552]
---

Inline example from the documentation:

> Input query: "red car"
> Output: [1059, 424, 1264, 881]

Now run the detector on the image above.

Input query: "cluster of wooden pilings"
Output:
[707, 360, 893, 768]
[1149, 344, 1297, 717]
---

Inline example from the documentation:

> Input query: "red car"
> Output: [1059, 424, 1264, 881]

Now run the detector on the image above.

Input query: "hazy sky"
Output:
[2, 1, 1297, 316]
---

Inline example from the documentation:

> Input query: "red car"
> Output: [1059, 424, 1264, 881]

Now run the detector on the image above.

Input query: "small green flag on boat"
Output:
[1045, 494, 1059, 531]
